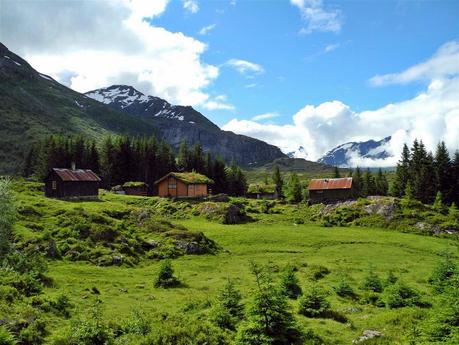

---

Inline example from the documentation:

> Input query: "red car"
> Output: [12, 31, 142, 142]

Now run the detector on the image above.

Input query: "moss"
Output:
[169, 172, 214, 184]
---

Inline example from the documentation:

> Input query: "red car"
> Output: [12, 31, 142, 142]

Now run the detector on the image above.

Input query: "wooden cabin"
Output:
[155, 172, 213, 198]
[308, 177, 354, 204]
[122, 182, 149, 196]
[44, 168, 101, 200]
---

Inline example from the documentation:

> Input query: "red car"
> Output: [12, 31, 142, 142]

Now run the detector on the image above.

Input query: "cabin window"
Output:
[52, 181, 57, 190]
[168, 183, 176, 189]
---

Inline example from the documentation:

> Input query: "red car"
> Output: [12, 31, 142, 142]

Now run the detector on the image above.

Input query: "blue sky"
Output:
[152, 0, 459, 126]
[2, 0, 458, 164]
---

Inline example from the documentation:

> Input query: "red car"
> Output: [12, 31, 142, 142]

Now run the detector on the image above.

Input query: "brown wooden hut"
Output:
[155, 172, 213, 198]
[308, 177, 354, 204]
[44, 168, 101, 200]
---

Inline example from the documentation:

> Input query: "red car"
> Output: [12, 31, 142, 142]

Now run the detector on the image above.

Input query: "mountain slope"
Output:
[0, 43, 161, 174]
[318, 136, 392, 167]
[85, 85, 286, 166]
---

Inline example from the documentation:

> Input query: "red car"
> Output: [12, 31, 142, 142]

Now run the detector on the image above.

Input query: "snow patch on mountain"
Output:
[286, 146, 308, 159]
[318, 136, 393, 167]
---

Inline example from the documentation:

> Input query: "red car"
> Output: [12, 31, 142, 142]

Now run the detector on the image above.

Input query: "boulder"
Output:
[352, 330, 383, 344]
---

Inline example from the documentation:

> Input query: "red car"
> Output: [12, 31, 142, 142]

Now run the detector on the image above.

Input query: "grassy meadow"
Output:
[1, 180, 458, 344]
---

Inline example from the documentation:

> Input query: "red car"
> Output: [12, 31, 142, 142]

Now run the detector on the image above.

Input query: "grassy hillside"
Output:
[1, 180, 458, 344]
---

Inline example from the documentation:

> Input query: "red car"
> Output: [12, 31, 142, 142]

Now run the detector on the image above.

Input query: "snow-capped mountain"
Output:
[85, 85, 286, 166]
[318, 136, 392, 167]
[286, 146, 308, 159]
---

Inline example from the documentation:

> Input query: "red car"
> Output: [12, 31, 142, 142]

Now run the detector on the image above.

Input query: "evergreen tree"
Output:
[285, 173, 302, 203]
[348, 168, 353, 178]
[434, 142, 452, 203]
[391, 144, 411, 197]
[23, 146, 36, 177]
[375, 168, 389, 196]
[211, 279, 244, 330]
[87, 142, 100, 174]
[450, 151, 459, 205]
[362, 169, 376, 197]
[177, 139, 190, 172]
[333, 166, 341, 178]
[204, 152, 213, 178]
[211, 155, 227, 194]
[100, 136, 116, 187]
[191, 143, 205, 174]
[227, 162, 247, 196]
[353, 167, 363, 198]
[280, 265, 302, 299]
[272, 165, 283, 198]
[433, 191, 446, 214]
[236, 263, 303, 345]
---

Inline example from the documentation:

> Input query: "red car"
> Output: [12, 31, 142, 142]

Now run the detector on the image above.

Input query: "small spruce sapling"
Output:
[210, 279, 244, 330]
[298, 284, 331, 318]
[280, 264, 302, 299]
[154, 260, 180, 288]
[362, 265, 383, 293]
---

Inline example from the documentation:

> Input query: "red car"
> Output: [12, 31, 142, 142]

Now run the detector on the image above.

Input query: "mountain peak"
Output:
[85, 85, 155, 109]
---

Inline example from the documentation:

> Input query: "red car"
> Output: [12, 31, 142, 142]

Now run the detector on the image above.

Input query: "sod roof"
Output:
[154, 172, 214, 185]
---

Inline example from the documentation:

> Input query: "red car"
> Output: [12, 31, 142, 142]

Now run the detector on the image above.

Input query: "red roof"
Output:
[308, 177, 353, 191]
[52, 168, 101, 182]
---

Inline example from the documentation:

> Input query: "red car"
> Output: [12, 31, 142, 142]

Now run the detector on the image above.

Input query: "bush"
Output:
[210, 279, 244, 330]
[308, 265, 330, 280]
[280, 264, 302, 299]
[359, 292, 386, 307]
[0, 326, 16, 345]
[154, 260, 180, 288]
[298, 285, 331, 318]
[384, 282, 425, 308]
[362, 266, 383, 292]
[0, 178, 15, 258]
[429, 252, 457, 293]
[385, 270, 398, 286]
[121, 310, 151, 336]
[334, 277, 355, 298]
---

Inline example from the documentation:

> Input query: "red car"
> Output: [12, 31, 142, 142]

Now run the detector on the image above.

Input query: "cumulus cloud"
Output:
[291, 0, 342, 34]
[252, 112, 280, 121]
[183, 0, 199, 14]
[199, 24, 216, 35]
[202, 95, 235, 111]
[223, 41, 459, 166]
[370, 40, 459, 86]
[224, 59, 264, 75]
[0, 0, 221, 107]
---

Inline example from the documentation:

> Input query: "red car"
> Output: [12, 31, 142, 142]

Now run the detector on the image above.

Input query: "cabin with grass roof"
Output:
[122, 181, 149, 196]
[154, 172, 214, 198]
[247, 183, 279, 199]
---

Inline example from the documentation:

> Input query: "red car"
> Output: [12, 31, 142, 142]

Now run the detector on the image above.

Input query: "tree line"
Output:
[23, 135, 247, 196]
[391, 140, 459, 205]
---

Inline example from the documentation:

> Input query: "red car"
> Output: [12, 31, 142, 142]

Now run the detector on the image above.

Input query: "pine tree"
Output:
[285, 173, 302, 203]
[452, 151, 459, 205]
[433, 191, 446, 214]
[191, 143, 205, 174]
[391, 144, 411, 197]
[211, 279, 244, 330]
[272, 165, 283, 199]
[362, 169, 376, 197]
[434, 142, 452, 203]
[333, 166, 341, 178]
[100, 136, 116, 187]
[23, 146, 36, 177]
[211, 155, 227, 195]
[177, 139, 190, 172]
[375, 168, 388, 196]
[353, 167, 363, 198]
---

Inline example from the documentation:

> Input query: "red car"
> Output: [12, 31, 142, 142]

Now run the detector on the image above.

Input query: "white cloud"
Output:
[370, 40, 459, 86]
[252, 112, 280, 121]
[199, 24, 216, 35]
[291, 0, 342, 34]
[202, 94, 235, 111]
[245, 83, 257, 88]
[324, 43, 340, 53]
[223, 41, 459, 166]
[183, 0, 199, 14]
[224, 59, 264, 75]
[0, 0, 217, 107]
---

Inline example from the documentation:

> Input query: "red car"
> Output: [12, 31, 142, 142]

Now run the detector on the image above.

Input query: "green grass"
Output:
[4, 181, 458, 344]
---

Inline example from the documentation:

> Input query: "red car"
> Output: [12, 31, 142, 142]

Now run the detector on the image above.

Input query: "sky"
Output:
[1, 0, 458, 165]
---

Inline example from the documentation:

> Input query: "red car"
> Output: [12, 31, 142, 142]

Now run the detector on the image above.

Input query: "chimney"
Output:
[71, 162, 76, 171]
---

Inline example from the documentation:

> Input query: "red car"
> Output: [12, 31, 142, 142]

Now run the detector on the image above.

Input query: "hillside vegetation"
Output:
[1, 180, 458, 344]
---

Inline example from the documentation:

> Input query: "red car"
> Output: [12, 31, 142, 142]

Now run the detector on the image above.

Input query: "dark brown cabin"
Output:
[308, 177, 354, 204]
[155, 172, 213, 198]
[44, 168, 101, 200]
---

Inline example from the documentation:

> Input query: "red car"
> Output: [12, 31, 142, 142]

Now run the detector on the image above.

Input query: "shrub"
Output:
[0, 178, 15, 259]
[0, 326, 16, 345]
[298, 284, 331, 318]
[121, 310, 151, 336]
[362, 266, 383, 292]
[384, 282, 424, 308]
[210, 279, 244, 330]
[385, 270, 398, 286]
[308, 264, 330, 281]
[154, 260, 180, 288]
[359, 292, 385, 307]
[235, 263, 303, 345]
[334, 277, 355, 298]
[429, 252, 457, 293]
[280, 264, 302, 299]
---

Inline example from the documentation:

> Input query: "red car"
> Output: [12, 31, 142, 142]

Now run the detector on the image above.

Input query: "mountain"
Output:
[286, 146, 307, 159]
[0, 43, 285, 174]
[0, 43, 158, 174]
[85, 85, 286, 166]
[318, 136, 392, 167]
[258, 157, 340, 174]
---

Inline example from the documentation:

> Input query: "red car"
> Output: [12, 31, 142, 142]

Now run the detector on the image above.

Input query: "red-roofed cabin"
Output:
[44, 168, 101, 200]
[155, 172, 214, 198]
[308, 177, 354, 204]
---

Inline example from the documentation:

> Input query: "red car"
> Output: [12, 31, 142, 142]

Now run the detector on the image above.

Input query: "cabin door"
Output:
[188, 185, 195, 197]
